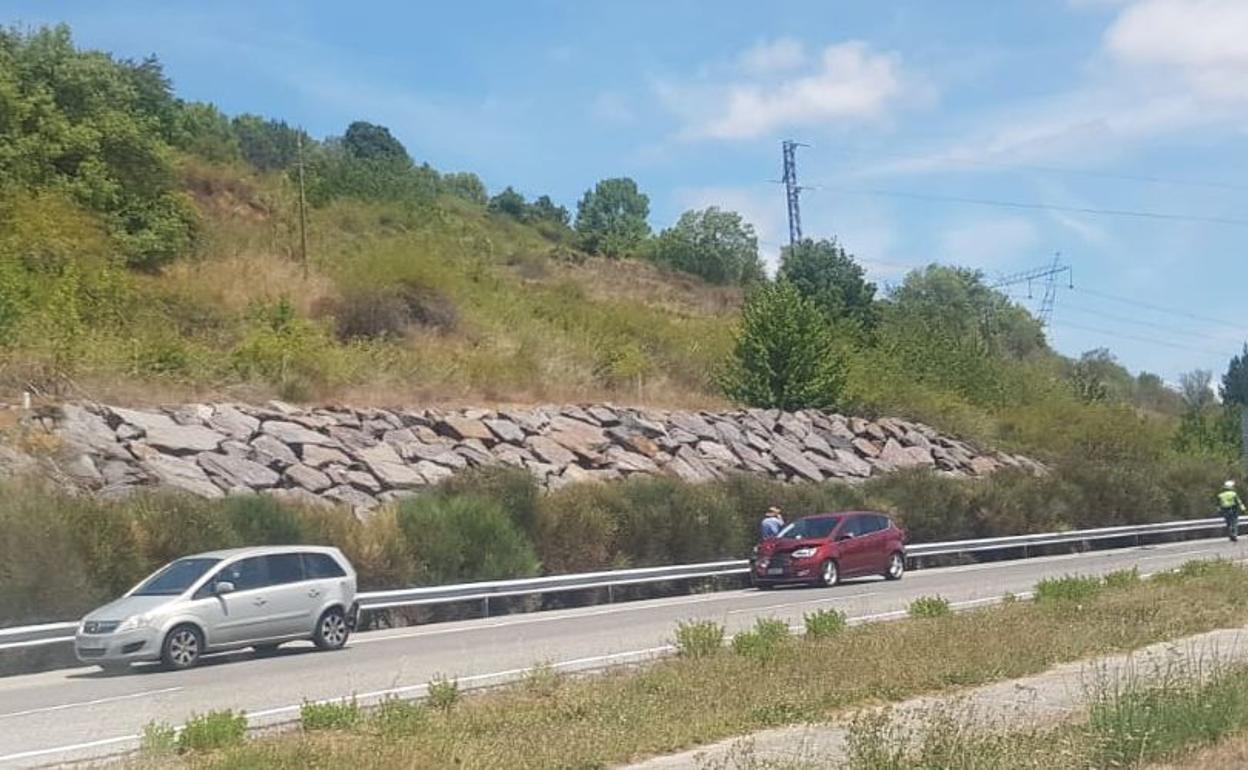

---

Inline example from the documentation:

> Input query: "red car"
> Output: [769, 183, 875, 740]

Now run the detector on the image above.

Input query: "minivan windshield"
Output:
[132, 557, 222, 596]
[777, 517, 840, 540]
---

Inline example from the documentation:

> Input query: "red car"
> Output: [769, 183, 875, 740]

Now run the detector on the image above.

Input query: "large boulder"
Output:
[198, 452, 281, 489]
[355, 443, 425, 488]
[261, 420, 337, 447]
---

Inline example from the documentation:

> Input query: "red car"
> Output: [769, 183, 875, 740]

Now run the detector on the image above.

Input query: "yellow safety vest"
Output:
[1219, 490, 1244, 511]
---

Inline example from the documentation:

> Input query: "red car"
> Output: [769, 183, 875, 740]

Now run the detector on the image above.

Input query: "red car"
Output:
[751, 511, 907, 588]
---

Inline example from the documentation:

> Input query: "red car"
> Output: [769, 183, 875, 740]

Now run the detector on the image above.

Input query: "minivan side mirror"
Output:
[214, 581, 236, 595]
[837, 532, 855, 541]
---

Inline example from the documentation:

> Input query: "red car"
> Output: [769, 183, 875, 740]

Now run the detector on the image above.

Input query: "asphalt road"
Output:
[0, 538, 1242, 768]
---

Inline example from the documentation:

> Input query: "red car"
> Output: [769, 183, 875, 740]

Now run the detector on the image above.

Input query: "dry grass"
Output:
[128, 562, 1248, 770]
[1153, 736, 1248, 769]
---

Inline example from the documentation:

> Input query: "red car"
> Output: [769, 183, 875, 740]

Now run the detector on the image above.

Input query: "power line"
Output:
[1049, 320, 1238, 359]
[1059, 303, 1236, 342]
[840, 149, 1248, 193]
[1069, 286, 1245, 331]
[809, 185, 1248, 228]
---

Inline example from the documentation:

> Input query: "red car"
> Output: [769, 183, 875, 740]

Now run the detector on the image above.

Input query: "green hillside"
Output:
[0, 23, 1242, 470]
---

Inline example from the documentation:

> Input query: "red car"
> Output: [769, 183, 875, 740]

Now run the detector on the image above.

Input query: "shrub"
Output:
[804, 608, 848, 639]
[674, 620, 725, 658]
[426, 675, 460, 712]
[177, 710, 248, 753]
[370, 697, 428, 737]
[395, 494, 540, 584]
[300, 698, 361, 732]
[223, 495, 306, 545]
[521, 662, 562, 698]
[731, 617, 792, 662]
[1034, 575, 1102, 605]
[909, 596, 951, 619]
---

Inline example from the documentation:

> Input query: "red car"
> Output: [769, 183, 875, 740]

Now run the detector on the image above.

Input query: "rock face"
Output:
[7, 401, 1044, 515]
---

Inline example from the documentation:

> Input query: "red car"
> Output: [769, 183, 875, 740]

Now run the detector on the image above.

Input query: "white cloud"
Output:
[740, 38, 806, 75]
[660, 41, 911, 141]
[1105, 0, 1248, 104]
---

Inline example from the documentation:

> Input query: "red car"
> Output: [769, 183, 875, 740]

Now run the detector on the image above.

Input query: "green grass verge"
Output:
[126, 560, 1248, 769]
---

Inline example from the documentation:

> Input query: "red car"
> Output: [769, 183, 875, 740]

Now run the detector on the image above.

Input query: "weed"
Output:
[426, 675, 460, 712]
[370, 697, 428, 738]
[804, 608, 848, 639]
[1033, 575, 1102, 605]
[521, 661, 563, 697]
[300, 698, 361, 732]
[177, 710, 247, 753]
[674, 619, 725, 658]
[909, 595, 952, 619]
[1101, 567, 1140, 590]
[139, 720, 177, 755]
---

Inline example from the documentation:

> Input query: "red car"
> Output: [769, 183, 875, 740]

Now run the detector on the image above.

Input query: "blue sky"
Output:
[8, 0, 1248, 384]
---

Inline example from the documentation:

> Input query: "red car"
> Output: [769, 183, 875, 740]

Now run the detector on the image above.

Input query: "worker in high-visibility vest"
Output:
[1218, 480, 1245, 543]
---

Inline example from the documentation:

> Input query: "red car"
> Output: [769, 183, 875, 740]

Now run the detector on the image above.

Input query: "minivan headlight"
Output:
[115, 614, 154, 633]
[791, 547, 818, 559]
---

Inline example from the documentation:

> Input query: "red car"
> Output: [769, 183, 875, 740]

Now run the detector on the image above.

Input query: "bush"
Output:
[674, 620, 725, 658]
[395, 494, 540, 584]
[178, 710, 248, 753]
[804, 608, 848, 638]
[300, 698, 361, 732]
[731, 617, 792, 662]
[1034, 575, 1102, 605]
[909, 596, 951, 619]
[426, 675, 460, 712]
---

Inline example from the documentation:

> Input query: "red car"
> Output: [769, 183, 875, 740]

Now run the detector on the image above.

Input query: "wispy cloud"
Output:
[658, 40, 914, 141]
[938, 216, 1040, 271]
[591, 91, 636, 124]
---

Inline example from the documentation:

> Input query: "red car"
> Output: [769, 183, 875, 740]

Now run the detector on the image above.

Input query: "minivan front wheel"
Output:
[818, 559, 840, 587]
[885, 552, 905, 581]
[313, 608, 349, 651]
[161, 625, 203, 670]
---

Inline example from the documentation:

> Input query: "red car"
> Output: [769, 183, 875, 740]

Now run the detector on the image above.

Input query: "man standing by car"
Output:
[760, 506, 784, 541]
[1219, 480, 1245, 543]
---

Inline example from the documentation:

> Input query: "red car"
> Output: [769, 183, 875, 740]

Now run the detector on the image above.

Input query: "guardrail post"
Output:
[483, 597, 490, 619]
[607, 585, 614, 604]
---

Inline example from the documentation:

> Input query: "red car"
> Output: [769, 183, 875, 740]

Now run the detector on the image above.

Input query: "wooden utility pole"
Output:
[296, 130, 309, 279]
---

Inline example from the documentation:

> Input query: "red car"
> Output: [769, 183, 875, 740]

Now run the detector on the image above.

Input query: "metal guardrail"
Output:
[1, 516, 1228, 653]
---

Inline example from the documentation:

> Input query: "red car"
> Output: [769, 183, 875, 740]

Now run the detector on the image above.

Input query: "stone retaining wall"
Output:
[11, 401, 1044, 515]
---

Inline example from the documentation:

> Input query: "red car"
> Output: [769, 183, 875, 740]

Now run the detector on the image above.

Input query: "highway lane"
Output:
[0, 538, 1241, 767]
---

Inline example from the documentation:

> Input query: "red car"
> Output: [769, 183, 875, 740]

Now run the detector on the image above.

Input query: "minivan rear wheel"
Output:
[161, 625, 203, 670]
[818, 559, 840, 587]
[884, 552, 905, 581]
[313, 608, 349, 651]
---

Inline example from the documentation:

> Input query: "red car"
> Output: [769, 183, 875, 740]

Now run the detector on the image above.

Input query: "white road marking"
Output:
[726, 591, 879, 615]
[0, 687, 182, 720]
[0, 734, 138, 764]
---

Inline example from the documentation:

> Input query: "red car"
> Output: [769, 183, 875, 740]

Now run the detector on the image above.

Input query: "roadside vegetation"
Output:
[1, 450, 1233, 629]
[123, 561, 1248, 769]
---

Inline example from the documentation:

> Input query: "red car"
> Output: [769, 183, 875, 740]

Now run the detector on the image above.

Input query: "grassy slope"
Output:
[7, 158, 738, 408]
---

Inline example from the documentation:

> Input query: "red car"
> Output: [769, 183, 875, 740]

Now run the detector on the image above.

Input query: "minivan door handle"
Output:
[253, 597, 267, 606]
[308, 588, 321, 598]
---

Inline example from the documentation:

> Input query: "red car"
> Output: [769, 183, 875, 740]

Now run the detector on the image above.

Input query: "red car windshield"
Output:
[776, 517, 840, 540]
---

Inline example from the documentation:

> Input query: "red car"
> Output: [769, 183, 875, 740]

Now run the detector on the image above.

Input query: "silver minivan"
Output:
[75, 545, 358, 671]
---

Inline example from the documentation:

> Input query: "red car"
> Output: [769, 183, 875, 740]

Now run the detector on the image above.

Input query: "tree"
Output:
[488, 186, 527, 218]
[653, 207, 765, 286]
[0, 25, 197, 269]
[529, 195, 570, 227]
[342, 121, 410, 166]
[778, 238, 876, 327]
[1221, 344, 1248, 407]
[1180, 369, 1215, 411]
[574, 177, 650, 257]
[231, 114, 302, 171]
[441, 172, 487, 205]
[719, 281, 848, 410]
[884, 265, 1046, 359]
[174, 102, 240, 163]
